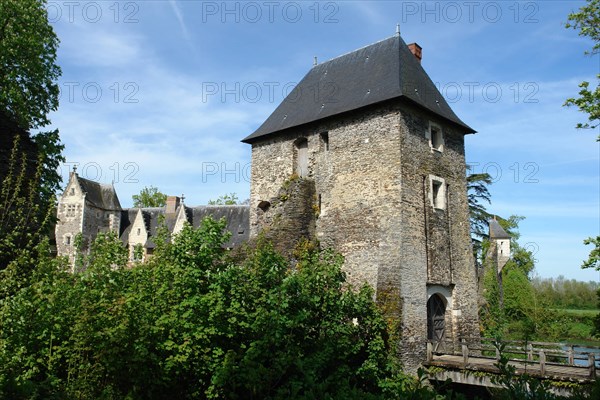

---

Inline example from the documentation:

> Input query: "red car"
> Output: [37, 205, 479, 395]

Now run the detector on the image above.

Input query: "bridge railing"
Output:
[427, 337, 598, 379]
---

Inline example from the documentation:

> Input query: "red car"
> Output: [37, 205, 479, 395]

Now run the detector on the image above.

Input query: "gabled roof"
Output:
[77, 175, 122, 210]
[242, 34, 475, 143]
[118, 205, 250, 249]
[489, 219, 511, 240]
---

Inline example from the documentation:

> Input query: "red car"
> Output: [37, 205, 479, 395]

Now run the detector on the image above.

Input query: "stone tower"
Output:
[488, 218, 511, 271]
[55, 169, 122, 266]
[242, 35, 480, 371]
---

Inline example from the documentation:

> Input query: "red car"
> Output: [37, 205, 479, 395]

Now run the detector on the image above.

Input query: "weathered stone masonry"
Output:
[55, 33, 481, 374]
[244, 34, 481, 371]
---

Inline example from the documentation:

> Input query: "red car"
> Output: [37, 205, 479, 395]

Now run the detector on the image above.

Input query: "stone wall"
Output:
[397, 102, 480, 370]
[250, 102, 403, 292]
[249, 98, 480, 372]
[257, 176, 317, 257]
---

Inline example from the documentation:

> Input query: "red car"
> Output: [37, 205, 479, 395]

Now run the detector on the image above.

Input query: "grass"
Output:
[560, 309, 599, 317]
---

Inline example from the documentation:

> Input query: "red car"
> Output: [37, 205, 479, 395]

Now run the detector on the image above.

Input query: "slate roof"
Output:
[242, 34, 475, 143]
[77, 176, 122, 210]
[191, 205, 250, 248]
[119, 205, 250, 249]
[489, 219, 511, 239]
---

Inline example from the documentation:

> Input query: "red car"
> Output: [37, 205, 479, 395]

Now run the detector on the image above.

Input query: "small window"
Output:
[137, 228, 141, 235]
[70, 188, 75, 195]
[320, 132, 329, 151]
[428, 122, 444, 152]
[257, 200, 270, 212]
[65, 235, 71, 245]
[429, 175, 446, 210]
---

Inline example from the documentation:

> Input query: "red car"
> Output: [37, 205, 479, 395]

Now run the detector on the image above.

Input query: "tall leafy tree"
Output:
[0, 218, 444, 399]
[467, 166, 493, 240]
[0, 0, 61, 130]
[0, 0, 64, 292]
[564, 0, 600, 134]
[132, 186, 167, 208]
[208, 192, 240, 205]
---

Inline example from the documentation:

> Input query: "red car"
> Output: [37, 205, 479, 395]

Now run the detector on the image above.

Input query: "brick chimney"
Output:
[407, 43, 422, 63]
[166, 196, 180, 214]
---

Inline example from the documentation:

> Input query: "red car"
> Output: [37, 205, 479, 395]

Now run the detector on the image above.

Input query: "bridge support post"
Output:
[539, 350, 546, 375]
[462, 344, 469, 366]
[527, 343, 533, 362]
[589, 353, 596, 379]
[567, 346, 574, 365]
[427, 342, 433, 363]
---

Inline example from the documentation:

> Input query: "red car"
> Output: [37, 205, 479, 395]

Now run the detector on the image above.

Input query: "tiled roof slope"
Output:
[77, 176, 122, 210]
[489, 219, 511, 239]
[242, 34, 474, 143]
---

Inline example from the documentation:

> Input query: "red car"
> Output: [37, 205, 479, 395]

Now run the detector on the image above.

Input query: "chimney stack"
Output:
[166, 196, 180, 214]
[407, 43, 422, 63]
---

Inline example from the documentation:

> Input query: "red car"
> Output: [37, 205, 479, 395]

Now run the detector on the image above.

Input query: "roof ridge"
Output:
[311, 35, 398, 68]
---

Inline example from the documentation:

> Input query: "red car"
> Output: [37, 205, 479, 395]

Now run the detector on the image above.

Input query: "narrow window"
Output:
[294, 138, 309, 177]
[65, 235, 71, 245]
[70, 188, 75, 195]
[320, 132, 329, 151]
[428, 122, 444, 152]
[429, 175, 446, 210]
[137, 228, 141, 235]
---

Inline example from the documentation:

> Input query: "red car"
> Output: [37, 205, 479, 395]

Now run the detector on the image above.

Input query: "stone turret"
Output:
[488, 218, 511, 273]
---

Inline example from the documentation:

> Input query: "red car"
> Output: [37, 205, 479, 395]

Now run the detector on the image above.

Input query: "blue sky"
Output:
[45, 1, 599, 281]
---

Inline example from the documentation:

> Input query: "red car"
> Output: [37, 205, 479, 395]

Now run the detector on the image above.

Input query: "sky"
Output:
[44, 0, 599, 281]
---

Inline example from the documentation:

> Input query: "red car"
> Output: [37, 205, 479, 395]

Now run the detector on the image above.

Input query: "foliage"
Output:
[32, 128, 65, 204]
[582, 236, 600, 270]
[208, 192, 239, 205]
[0, 137, 57, 296]
[480, 215, 541, 339]
[564, 0, 600, 133]
[0, 217, 451, 399]
[490, 342, 559, 400]
[466, 166, 493, 240]
[132, 186, 167, 208]
[0, 0, 61, 130]
[594, 288, 600, 337]
[533, 276, 599, 310]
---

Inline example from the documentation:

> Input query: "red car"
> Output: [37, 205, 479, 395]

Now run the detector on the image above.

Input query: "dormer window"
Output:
[427, 122, 444, 152]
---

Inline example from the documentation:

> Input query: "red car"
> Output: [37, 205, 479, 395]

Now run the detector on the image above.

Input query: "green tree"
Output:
[0, 217, 448, 399]
[467, 170, 493, 240]
[582, 236, 600, 271]
[132, 186, 167, 208]
[581, 236, 600, 337]
[208, 192, 239, 205]
[0, 137, 58, 295]
[564, 0, 600, 134]
[0, 0, 61, 130]
[480, 215, 541, 339]
[0, 0, 65, 295]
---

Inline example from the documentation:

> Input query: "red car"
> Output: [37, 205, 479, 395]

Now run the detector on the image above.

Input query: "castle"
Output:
[56, 34, 480, 371]
[55, 171, 249, 264]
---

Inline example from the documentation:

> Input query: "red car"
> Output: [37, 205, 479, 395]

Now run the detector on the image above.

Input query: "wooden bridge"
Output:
[424, 337, 599, 393]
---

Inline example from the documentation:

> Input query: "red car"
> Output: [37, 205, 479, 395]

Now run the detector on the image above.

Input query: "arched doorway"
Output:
[294, 138, 308, 177]
[427, 293, 446, 343]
